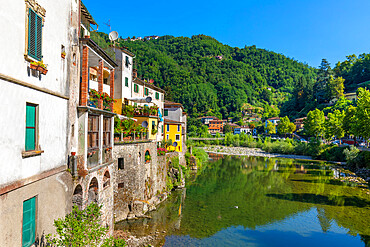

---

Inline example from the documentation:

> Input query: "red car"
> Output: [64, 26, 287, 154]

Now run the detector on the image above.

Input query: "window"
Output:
[25, 103, 37, 151]
[88, 115, 99, 149]
[118, 157, 124, 170]
[175, 134, 180, 141]
[166, 124, 169, 132]
[152, 121, 156, 130]
[166, 134, 169, 140]
[27, 8, 43, 61]
[164, 109, 168, 116]
[144, 88, 149, 96]
[125, 77, 128, 87]
[134, 84, 139, 93]
[22, 197, 36, 247]
[103, 117, 111, 148]
[177, 125, 180, 132]
[155, 92, 159, 100]
[125, 56, 130, 67]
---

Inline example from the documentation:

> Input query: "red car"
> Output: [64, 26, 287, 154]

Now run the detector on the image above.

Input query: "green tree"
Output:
[47, 203, 126, 246]
[277, 116, 295, 136]
[266, 121, 276, 135]
[325, 110, 345, 143]
[304, 109, 326, 138]
[223, 124, 233, 134]
[327, 76, 345, 100]
[356, 87, 370, 147]
[343, 105, 359, 137]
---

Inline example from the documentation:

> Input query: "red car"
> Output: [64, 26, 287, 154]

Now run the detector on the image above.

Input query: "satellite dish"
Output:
[145, 97, 152, 103]
[141, 121, 148, 128]
[173, 142, 178, 147]
[109, 31, 119, 41]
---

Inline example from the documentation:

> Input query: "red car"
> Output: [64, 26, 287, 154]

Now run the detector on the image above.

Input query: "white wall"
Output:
[0, 0, 71, 185]
[0, 80, 68, 185]
[0, 0, 71, 96]
[114, 50, 133, 100]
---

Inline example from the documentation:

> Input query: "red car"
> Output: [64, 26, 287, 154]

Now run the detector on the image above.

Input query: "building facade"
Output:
[0, 0, 75, 245]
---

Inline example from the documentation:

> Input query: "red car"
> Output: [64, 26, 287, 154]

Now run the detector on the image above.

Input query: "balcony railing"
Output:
[122, 104, 158, 117]
[88, 89, 113, 112]
[114, 132, 149, 144]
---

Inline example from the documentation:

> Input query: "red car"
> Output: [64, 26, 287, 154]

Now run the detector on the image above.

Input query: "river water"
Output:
[116, 156, 370, 247]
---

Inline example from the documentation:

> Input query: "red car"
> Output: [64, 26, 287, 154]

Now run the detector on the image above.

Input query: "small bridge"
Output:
[188, 137, 224, 141]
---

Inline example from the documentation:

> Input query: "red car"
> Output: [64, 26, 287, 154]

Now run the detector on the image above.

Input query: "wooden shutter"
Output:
[27, 9, 42, 61]
[22, 197, 36, 247]
[28, 9, 36, 59]
[25, 104, 36, 151]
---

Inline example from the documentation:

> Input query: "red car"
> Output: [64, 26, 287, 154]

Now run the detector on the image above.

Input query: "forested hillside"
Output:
[92, 32, 317, 119]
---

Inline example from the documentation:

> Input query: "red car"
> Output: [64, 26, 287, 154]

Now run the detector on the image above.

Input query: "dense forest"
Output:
[91, 32, 370, 122]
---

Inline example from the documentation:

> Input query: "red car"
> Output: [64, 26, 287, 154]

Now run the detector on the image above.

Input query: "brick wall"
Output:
[80, 45, 89, 106]
[98, 60, 103, 109]
[109, 69, 114, 110]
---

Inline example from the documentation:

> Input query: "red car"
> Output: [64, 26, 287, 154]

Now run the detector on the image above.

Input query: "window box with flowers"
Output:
[30, 60, 48, 75]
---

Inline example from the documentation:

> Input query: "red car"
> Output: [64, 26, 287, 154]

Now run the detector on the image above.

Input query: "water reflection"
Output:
[116, 156, 370, 247]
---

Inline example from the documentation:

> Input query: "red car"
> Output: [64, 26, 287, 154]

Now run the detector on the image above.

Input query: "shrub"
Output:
[343, 146, 360, 167]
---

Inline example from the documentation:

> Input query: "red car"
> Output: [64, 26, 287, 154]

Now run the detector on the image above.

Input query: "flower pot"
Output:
[61, 53, 66, 59]
[71, 152, 76, 156]
[30, 64, 38, 70]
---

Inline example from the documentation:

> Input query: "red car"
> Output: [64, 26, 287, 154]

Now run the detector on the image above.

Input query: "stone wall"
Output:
[113, 142, 170, 222]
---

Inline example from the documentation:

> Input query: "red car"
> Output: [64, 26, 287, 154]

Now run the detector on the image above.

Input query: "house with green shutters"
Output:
[0, 0, 77, 246]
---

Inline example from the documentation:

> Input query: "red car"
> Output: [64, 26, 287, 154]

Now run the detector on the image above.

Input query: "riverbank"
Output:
[201, 145, 314, 160]
[199, 145, 370, 184]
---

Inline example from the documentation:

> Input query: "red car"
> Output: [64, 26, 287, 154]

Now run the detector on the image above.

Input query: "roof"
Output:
[113, 46, 135, 57]
[81, 2, 97, 25]
[210, 119, 226, 123]
[164, 119, 184, 125]
[199, 116, 219, 120]
[208, 127, 220, 130]
[164, 100, 184, 110]
[133, 78, 166, 93]
[267, 117, 280, 121]
[227, 123, 240, 127]
[79, 38, 118, 67]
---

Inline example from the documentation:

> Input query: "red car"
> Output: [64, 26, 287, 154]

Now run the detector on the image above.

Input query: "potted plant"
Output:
[145, 154, 151, 163]
[61, 51, 66, 59]
[30, 60, 48, 75]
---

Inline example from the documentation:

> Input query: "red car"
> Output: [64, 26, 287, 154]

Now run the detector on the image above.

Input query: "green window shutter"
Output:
[28, 9, 36, 59]
[125, 77, 128, 87]
[134, 84, 138, 93]
[162, 125, 164, 133]
[25, 104, 36, 151]
[144, 88, 148, 96]
[36, 14, 42, 60]
[155, 92, 159, 100]
[27, 9, 42, 61]
[164, 109, 168, 116]
[22, 197, 36, 247]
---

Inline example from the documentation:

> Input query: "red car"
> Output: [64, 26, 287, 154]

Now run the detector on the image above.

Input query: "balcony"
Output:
[122, 104, 159, 117]
[88, 89, 113, 112]
[114, 117, 150, 144]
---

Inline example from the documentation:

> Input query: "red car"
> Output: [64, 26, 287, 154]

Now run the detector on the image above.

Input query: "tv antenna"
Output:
[104, 19, 111, 31]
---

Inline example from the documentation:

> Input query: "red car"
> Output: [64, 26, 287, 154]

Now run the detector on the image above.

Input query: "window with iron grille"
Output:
[27, 8, 43, 61]
[88, 115, 99, 150]
[103, 117, 111, 148]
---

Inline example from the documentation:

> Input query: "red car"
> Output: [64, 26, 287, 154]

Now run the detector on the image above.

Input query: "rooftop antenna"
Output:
[104, 19, 111, 32]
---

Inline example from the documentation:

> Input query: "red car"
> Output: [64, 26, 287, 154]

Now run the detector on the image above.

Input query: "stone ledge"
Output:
[22, 150, 44, 158]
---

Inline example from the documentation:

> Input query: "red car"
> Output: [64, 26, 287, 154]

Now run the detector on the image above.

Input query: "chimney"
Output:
[132, 69, 137, 78]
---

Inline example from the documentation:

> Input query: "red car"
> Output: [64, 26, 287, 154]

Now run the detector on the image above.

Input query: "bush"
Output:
[355, 151, 370, 168]
[343, 146, 360, 167]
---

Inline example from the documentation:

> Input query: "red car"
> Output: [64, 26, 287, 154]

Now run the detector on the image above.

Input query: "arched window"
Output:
[103, 171, 110, 188]
[72, 184, 83, 209]
[145, 150, 151, 163]
[88, 177, 99, 204]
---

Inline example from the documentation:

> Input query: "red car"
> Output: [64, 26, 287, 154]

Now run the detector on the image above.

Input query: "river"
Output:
[116, 155, 370, 247]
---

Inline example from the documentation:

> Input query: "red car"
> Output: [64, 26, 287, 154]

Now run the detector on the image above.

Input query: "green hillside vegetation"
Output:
[91, 32, 370, 123]
[91, 32, 317, 119]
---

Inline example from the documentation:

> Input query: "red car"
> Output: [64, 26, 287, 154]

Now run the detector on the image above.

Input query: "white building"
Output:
[0, 0, 76, 245]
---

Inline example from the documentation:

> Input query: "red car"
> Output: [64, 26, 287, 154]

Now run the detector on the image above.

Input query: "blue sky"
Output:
[85, 0, 370, 67]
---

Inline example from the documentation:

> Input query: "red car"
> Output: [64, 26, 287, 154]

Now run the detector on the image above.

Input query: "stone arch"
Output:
[103, 170, 110, 188]
[88, 177, 99, 204]
[72, 184, 83, 209]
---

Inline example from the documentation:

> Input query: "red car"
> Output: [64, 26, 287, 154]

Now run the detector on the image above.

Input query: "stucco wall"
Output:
[0, 80, 68, 185]
[0, 0, 72, 96]
[0, 171, 72, 246]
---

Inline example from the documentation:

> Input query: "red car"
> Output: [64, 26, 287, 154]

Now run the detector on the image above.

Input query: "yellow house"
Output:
[164, 119, 183, 152]
[135, 116, 158, 140]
